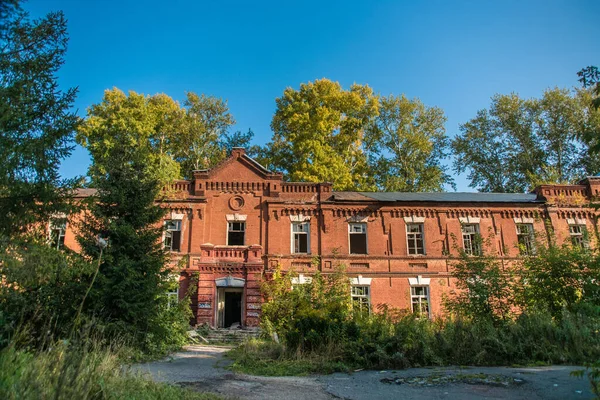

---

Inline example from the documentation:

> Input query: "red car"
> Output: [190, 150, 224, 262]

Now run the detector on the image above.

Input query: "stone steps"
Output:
[195, 328, 260, 345]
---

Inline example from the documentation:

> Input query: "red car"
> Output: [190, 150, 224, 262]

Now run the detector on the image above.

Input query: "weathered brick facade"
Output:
[64, 148, 600, 328]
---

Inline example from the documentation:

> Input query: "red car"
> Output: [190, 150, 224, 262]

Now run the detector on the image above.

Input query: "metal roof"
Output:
[331, 191, 541, 203]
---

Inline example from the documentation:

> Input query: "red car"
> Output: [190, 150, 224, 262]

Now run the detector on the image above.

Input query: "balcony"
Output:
[198, 244, 263, 263]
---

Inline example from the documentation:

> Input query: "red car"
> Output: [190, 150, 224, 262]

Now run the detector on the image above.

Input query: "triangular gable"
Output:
[195, 148, 282, 182]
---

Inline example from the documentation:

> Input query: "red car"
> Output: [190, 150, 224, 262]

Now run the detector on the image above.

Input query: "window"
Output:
[569, 224, 589, 249]
[411, 286, 430, 317]
[349, 223, 367, 254]
[228, 222, 245, 246]
[49, 219, 67, 250]
[163, 220, 181, 251]
[351, 285, 370, 312]
[292, 222, 310, 253]
[406, 223, 425, 255]
[166, 287, 179, 309]
[516, 223, 535, 255]
[461, 224, 481, 255]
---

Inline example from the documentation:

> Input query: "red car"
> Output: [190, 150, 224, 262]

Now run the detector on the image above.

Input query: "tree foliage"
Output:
[76, 145, 188, 352]
[365, 94, 453, 192]
[452, 88, 600, 192]
[77, 88, 183, 185]
[268, 79, 379, 191]
[174, 92, 235, 176]
[0, 0, 78, 238]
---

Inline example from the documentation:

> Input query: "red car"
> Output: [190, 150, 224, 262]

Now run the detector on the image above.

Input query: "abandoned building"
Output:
[57, 148, 599, 328]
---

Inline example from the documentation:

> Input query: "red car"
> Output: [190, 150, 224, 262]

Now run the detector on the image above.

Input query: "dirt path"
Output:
[132, 345, 594, 400]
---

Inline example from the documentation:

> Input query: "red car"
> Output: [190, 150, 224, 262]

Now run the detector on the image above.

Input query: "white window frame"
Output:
[351, 285, 371, 312]
[227, 221, 246, 246]
[569, 224, 589, 249]
[291, 221, 310, 254]
[49, 219, 67, 250]
[348, 222, 368, 255]
[406, 223, 425, 255]
[461, 223, 481, 256]
[516, 223, 535, 255]
[166, 287, 179, 309]
[410, 285, 430, 318]
[163, 220, 182, 251]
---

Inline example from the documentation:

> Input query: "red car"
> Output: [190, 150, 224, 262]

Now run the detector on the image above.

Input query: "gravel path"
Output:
[132, 345, 594, 400]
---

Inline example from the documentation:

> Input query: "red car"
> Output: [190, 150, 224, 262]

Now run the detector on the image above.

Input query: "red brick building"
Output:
[61, 148, 599, 328]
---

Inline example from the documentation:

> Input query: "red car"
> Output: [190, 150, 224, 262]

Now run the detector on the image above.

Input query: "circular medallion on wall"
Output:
[229, 195, 245, 211]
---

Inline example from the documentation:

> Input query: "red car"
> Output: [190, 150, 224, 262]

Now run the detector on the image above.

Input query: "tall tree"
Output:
[365, 94, 453, 192]
[77, 88, 183, 185]
[77, 145, 170, 345]
[452, 89, 600, 192]
[174, 92, 235, 177]
[0, 0, 78, 238]
[268, 79, 378, 191]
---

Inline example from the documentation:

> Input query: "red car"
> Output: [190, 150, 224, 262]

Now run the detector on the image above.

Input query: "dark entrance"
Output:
[224, 291, 242, 328]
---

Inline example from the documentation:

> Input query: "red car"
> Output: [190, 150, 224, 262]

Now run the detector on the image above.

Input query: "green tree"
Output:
[365, 94, 453, 192]
[175, 92, 235, 177]
[268, 79, 378, 190]
[452, 89, 600, 192]
[519, 244, 600, 318]
[77, 88, 183, 185]
[0, 0, 78, 238]
[578, 65, 600, 109]
[76, 146, 186, 352]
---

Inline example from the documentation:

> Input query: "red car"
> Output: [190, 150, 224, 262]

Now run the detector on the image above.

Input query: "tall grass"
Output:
[0, 340, 222, 400]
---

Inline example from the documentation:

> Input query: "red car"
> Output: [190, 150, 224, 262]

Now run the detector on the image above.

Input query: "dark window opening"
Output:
[349, 223, 367, 254]
[164, 220, 181, 252]
[293, 222, 309, 253]
[228, 222, 245, 246]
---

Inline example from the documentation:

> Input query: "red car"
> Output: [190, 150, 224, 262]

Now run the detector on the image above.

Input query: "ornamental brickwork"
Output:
[64, 149, 600, 328]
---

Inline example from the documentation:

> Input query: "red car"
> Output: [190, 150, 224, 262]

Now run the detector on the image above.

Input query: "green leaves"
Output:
[0, 3, 78, 237]
[365, 94, 453, 192]
[269, 79, 378, 191]
[267, 79, 452, 192]
[452, 89, 600, 192]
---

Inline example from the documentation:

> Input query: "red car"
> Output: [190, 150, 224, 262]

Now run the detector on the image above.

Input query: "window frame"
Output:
[461, 223, 481, 256]
[516, 223, 535, 255]
[291, 221, 310, 254]
[49, 218, 67, 250]
[163, 220, 182, 252]
[410, 285, 431, 318]
[227, 221, 246, 246]
[569, 224, 589, 249]
[351, 285, 371, 313]
[406, 223, 425, 255]
[348, 222, 368, 255]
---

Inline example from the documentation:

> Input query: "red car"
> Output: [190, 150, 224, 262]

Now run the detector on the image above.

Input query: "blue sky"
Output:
[27, 0, 600, 191]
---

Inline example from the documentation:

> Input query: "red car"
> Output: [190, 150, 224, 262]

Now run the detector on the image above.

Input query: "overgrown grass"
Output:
[227, 339, 351, 376]
[229, 310, 600, 376]
[0, 342, 223, 399]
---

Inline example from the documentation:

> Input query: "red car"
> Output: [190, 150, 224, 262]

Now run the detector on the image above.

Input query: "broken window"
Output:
[351, 285, 370, 312]
[569, 224, 589, 249]
[163, 220, 181, 252]
[228, 222, 245, 246]
[292, 222, 310, 253]
[406, 223, 425, 255]
[461, 224, 481, 256]
[411, 286, 430, 317]
[49, 218, 67, 250]
[349, 223, 367, 254]
[516, 223, 535, 255]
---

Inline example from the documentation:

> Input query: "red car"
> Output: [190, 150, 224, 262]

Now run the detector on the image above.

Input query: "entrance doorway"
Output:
[217, 288, 243, 328]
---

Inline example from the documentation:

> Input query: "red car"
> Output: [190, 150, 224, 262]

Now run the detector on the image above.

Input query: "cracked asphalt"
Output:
[132, 345, 595, 399]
